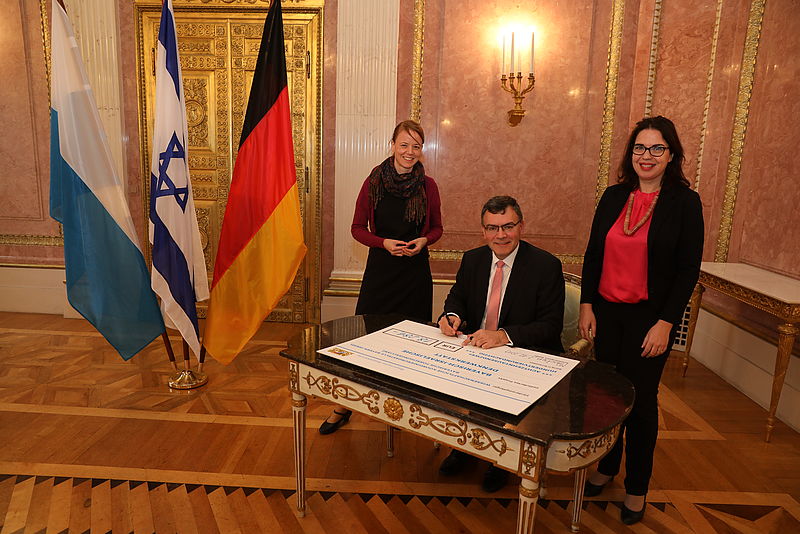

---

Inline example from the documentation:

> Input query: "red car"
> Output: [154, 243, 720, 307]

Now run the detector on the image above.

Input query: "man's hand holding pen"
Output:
[438, 314, 462, 337]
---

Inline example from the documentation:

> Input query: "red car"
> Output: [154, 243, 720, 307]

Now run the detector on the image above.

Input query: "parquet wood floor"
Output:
[0, 311, 799, 533]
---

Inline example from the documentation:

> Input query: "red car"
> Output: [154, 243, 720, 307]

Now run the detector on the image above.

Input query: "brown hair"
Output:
[392, 120, 425, 145]
[618, 115, 690, 188]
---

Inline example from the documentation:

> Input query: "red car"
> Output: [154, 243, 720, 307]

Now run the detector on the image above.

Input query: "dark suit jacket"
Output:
[443, 241, 565, 354]
[581, 182, 704, 325]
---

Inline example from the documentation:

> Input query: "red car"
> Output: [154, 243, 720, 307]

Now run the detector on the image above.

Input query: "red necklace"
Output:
[623, 189, 660, 235]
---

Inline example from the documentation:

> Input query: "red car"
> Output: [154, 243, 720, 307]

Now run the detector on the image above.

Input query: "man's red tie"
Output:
[485, 260, 505, 331]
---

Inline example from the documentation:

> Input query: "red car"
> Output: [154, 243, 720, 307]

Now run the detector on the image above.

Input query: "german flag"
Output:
[204, 0, 306, 364]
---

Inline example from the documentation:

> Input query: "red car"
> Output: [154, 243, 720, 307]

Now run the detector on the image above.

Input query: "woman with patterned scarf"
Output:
[319, 120, 443, 435]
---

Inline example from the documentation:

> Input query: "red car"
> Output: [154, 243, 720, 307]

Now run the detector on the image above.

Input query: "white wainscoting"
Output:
[691, 309, 800, 432]
[321, 280, 453, 323]
[0, 266, 77, 317]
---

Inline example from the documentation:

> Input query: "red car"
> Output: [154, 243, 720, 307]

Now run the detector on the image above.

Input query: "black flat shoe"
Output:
[620, 502, 645, 525]
[583, 476, 613, 497]
[439, 449, 469, 476]
[318, 410, 351, 435]
[481, 465, 509, 493]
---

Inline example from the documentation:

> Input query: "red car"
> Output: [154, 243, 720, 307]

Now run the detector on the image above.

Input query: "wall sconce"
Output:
[500, 31, 535, 127]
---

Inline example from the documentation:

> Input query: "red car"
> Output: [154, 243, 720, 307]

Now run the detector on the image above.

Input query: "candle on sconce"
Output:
[510, 32, 515, 73]
[530, 32, 535, 75]
[502, 35, 506, 76]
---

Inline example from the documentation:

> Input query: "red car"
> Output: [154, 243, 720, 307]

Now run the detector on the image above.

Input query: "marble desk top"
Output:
[280, 315, 635, 447]
[701, 262, 800, 304]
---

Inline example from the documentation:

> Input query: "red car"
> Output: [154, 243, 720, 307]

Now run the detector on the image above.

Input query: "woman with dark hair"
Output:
[579, 116, 704, 524]
[319, 120, 443, 435]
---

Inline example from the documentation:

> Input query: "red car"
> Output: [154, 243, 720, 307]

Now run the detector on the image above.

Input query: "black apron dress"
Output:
[355, 193, 433, 323]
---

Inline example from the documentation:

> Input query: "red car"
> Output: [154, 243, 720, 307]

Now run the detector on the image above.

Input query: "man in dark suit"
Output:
[437, 195, 565, 492]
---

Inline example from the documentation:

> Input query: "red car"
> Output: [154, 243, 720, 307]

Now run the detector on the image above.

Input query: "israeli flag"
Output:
[50, 0, 164, 359]
[149, 0, 210, 357]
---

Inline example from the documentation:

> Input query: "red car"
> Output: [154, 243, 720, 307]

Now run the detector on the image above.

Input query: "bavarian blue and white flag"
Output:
[50, 0, 164, 360]
[149, 0, 210, 358]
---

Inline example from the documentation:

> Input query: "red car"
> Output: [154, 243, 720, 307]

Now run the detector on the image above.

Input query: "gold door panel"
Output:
[136, 1, 322, 324]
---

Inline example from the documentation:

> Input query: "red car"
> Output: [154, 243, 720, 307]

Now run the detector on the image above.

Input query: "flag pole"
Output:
[161, 331, 178, 372]
[198, 344, 206, 374]
[150, 0, 209, 388]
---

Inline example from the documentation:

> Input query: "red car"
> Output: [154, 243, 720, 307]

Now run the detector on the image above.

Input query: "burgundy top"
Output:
[598, 189, 658, 303]
[351, 174, 443, 248]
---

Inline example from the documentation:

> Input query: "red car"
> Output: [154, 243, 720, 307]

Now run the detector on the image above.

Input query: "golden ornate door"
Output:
[136, 1, 322, 323]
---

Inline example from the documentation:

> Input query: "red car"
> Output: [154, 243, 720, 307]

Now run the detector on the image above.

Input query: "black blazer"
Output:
[443, 241, 565, 354]
[581, 182, 704, 325]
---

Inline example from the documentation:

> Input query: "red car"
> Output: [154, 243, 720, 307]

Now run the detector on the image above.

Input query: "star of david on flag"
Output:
[153, 132, 189, 211]
[148, 0, 209, 358]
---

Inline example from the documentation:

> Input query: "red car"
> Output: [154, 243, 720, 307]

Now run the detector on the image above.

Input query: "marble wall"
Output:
[0, 0, 798, 289]
[0, 0, 60, 264]
[731, 0, 800, 277]
[385, 0, 798, 281]
[411, 0, 609, 263]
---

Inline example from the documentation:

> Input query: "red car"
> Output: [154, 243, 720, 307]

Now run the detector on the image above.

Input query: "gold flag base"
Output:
[168, 369, 208, 390]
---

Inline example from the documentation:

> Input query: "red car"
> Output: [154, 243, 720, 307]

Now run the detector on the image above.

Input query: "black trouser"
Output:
[593, 297, 675, 496]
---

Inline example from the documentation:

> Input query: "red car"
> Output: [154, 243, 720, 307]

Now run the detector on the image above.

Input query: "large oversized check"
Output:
[318, 320, 580, 415]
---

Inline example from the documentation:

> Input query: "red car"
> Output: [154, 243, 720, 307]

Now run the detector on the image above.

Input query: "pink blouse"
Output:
[598, 189, 658, 303]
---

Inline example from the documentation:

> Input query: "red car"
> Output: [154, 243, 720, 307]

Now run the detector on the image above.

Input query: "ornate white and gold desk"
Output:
[280, 315, 634, 533]
[686, 262, 800, 442]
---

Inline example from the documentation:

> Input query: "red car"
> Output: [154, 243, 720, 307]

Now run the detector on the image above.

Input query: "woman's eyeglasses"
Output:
[632, 144, 669, 157]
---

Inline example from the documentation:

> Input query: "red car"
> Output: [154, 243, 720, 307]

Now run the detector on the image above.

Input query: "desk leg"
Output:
[570, 468, 587, 532]
[766, 323, 798, 442]
[516, 478, 539, 534]
[683, 284, 705, 377]
[292, 392, 307, 516]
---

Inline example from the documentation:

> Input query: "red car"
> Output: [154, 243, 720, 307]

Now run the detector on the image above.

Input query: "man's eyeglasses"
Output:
[632, 144, 669, 157]
[483, 220, 521, 234]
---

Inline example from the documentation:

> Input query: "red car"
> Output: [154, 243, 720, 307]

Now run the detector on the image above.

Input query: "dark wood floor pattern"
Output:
[1, 312, 799, 533]
[2, 473, 797, 533]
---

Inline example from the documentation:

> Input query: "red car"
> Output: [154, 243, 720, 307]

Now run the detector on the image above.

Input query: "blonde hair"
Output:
[392, 120, 425, 145]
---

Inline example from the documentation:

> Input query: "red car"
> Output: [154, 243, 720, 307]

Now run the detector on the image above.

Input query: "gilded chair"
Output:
[563, 272, 592, 359]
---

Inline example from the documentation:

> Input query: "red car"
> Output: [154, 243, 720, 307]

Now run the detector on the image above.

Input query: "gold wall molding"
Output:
[643, 0, 662, 117]
[39, 0, 50, 104]
[410, 0, 425, 121]
[429, 250, 583, 264]
[430, 249, 462, 262]
[715, 0, 765, 262]
[0, 263, 64, 269]
[0, 235, 63, 247]
[595, 0, 626, 203]
[693, 0, 724, 193]
[556, 254, 584, 265]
